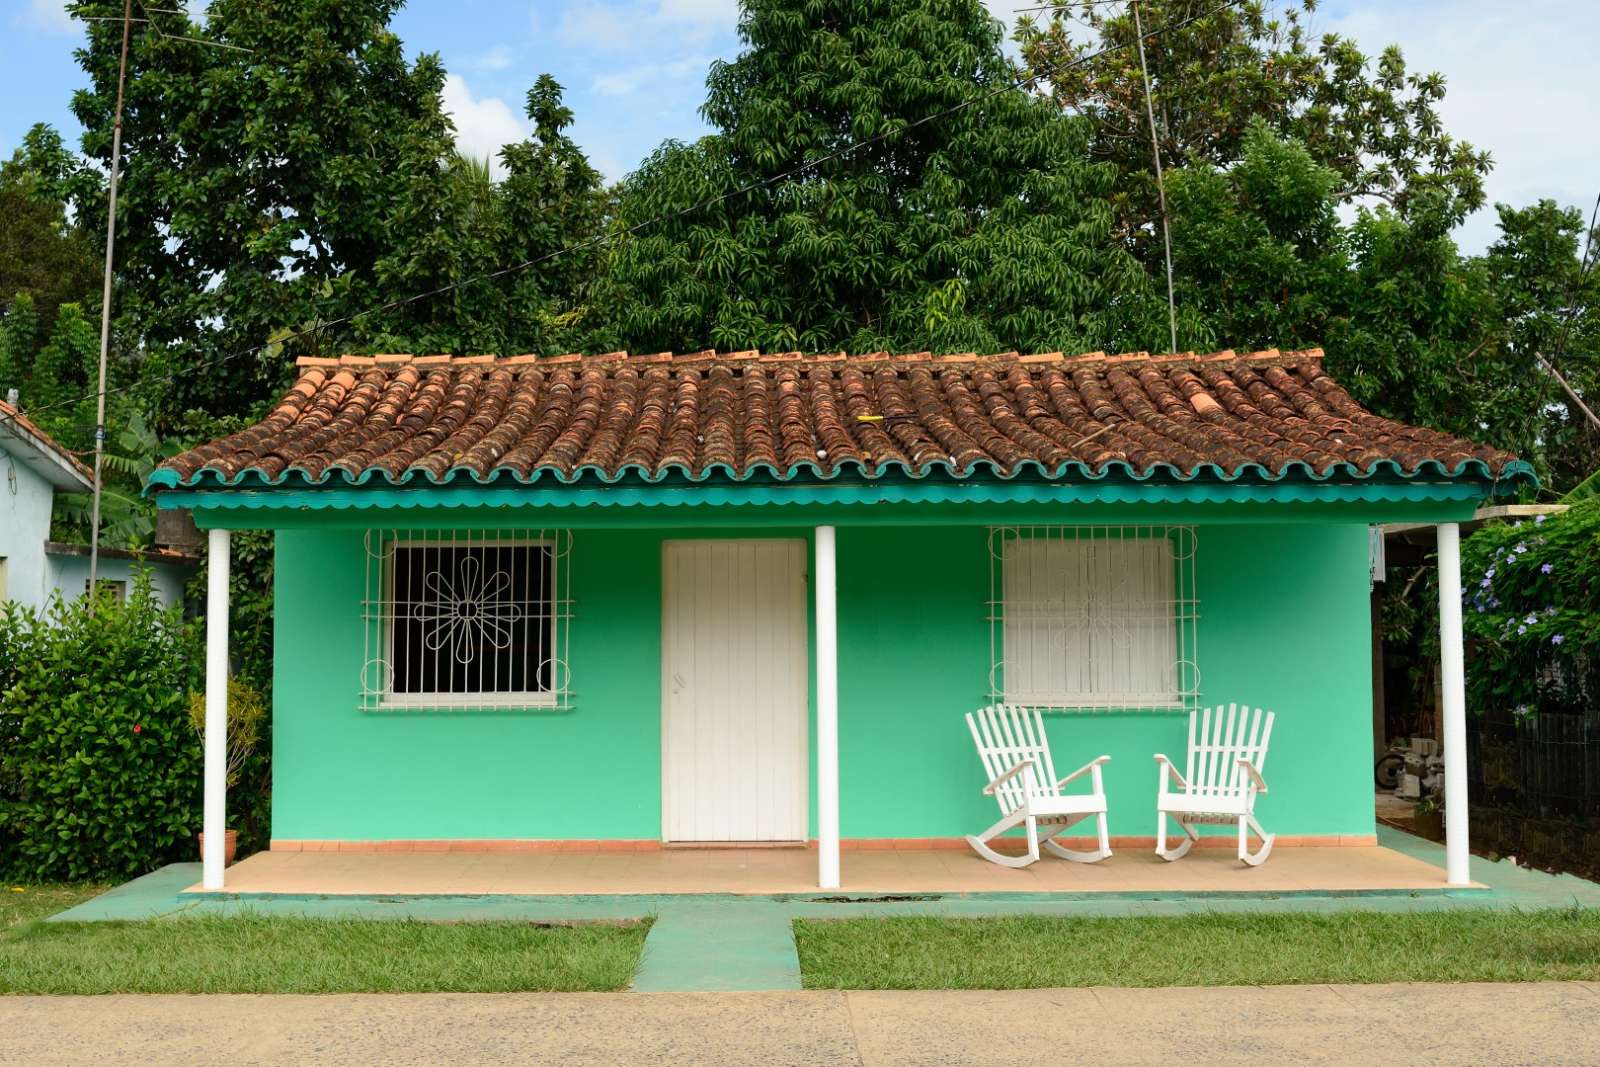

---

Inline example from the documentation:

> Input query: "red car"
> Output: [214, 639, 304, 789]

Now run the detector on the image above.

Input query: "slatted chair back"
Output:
[1183, 702, 1274, 799]
[966, 704, 1062, 814]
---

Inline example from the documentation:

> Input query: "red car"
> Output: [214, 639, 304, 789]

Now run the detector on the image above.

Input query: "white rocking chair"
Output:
[965, 704, 1112, 868]
[1154, 702, 1276, 866]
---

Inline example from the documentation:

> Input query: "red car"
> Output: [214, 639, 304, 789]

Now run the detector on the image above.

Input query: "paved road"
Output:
[3, 982, 1595, 1065]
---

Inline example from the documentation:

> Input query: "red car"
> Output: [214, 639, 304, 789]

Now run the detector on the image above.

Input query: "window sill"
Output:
[375, 692, 559, 711]
[1006, 696, 1187, 711]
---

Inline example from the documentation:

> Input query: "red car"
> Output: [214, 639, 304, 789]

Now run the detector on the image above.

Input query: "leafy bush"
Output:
[1461, 501, 1600, 718]
[0, 576, 203, 881]
[186, 678, 266, 788]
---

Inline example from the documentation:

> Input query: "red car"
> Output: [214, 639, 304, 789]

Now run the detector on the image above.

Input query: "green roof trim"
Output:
[153, 473, 1504, 519]
[145, 454, 1536, 494]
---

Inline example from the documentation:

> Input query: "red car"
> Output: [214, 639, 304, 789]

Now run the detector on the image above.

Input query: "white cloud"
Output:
[21, 0, 76, 33]
[593, 54, 713, 97]
[559, 0, 737, 52]
[657, 0, 737, 28]
[1327, 0, 1598, 253]
[441, 74, 529, 177]
[475, 44, 515, 72]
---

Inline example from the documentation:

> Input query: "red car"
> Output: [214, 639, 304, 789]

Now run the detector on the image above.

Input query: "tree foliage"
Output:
[1017, 0, 1492, 248]
[0, 125, 99, 340]
[67, 0, 606, 425]
[599, 0, 1151, 355]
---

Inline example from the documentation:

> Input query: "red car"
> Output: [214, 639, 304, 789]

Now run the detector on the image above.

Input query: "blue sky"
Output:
[2, 0, 1594, 253]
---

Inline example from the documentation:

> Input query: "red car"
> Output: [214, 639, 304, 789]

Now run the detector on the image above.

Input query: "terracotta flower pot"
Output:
[1413, 809, 1444, 842]
[197, 829, 239, 867]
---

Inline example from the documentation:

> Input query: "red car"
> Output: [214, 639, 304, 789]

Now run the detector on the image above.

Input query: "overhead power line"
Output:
[3, 0, 1246, 440]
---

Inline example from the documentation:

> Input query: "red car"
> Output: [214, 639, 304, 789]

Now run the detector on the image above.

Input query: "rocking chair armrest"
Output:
[982, 759, 1035, 795]
[1153, 753, 1189, 789]
[1236, 757, 1269, 793]
[1054, 755, 1112, 789]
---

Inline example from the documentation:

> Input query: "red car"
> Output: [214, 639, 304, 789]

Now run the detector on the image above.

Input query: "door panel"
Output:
[662, 540, 808, 842]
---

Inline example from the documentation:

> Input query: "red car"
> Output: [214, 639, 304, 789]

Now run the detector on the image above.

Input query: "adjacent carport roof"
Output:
[0, 399, 94, 492]
[147, 347, 1534, 495]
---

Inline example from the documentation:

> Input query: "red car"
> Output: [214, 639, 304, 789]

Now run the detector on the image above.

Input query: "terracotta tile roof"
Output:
[0, 399, 95, 489]
[151, 348, 1531, 489]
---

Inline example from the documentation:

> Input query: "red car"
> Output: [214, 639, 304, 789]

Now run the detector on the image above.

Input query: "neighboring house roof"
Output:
[0, 400, 94, 491]
[149, 348, 1533, 491]
[44, 541, 202, 566]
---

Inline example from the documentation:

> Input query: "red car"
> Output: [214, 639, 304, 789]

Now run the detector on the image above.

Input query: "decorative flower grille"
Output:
[361, 529, 574, 711]
[989, 525, 1198, 713]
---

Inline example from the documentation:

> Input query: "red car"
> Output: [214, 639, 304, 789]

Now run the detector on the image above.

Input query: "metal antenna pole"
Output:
[89, 0, 135, 601]
[1132, 0, 1178, 353]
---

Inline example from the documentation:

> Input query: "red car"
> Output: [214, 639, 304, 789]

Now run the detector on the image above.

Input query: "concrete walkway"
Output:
[2, 983, 1596, 1065]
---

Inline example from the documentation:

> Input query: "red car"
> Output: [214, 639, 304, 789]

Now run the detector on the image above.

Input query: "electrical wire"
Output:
[3, 0, 1247, 435]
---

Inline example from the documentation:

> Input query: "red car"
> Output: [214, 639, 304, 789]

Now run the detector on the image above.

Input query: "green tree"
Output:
[364, 78, 608, 355]
[600, 0, 1148, 355]
[68, 2, 610, 423]
[28, 300, 97, 412]
[1162, 125, 1346, 352]
[0, 125, 99, 339]
[1477, 201, 1600, 490]
[0, 292, 41, 393]
[66, 0, 465, 421]
[495, 75, 610, 352]
[1017, 1, 1491, 254]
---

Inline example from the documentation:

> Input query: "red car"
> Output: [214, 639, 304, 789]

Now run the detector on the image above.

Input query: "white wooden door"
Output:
[662, 539, 809, 842]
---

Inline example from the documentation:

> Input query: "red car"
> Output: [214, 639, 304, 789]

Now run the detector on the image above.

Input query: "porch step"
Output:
[630, 900, 801, 992]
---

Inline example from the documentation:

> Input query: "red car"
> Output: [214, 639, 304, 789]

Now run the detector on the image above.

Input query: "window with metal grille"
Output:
[989, 526, 1197, 712]
[362, 530, 573, 711]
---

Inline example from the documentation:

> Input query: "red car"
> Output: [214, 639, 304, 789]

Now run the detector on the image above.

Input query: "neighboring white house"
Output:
[1, 398, 197, 611]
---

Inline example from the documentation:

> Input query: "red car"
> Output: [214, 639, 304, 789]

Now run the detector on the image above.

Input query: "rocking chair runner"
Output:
[1154, 702, 1276, 866]
[964, 704, 1112, 868]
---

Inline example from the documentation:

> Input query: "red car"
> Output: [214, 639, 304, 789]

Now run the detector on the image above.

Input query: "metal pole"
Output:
[1132, 0, 1178, 353]
[88, 0, 134, 599]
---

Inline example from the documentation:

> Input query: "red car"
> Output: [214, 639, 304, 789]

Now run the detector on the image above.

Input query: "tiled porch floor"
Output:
[189, 843, 1457, 897]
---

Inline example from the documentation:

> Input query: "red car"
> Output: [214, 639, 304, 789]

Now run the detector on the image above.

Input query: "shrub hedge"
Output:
[1461, 499, 1600, 719]
[0, 576, 203, 881]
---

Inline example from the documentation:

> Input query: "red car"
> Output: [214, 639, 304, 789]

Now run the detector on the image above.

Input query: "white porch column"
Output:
[815, 525, 840, 890]
[1436, 522, 1470, 886]
[202, 527, 231, 890]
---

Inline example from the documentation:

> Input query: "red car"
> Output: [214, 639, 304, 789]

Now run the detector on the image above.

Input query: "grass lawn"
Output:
[0, 894, 651, 994]
[794, 908, 1600, 989]
[1, 884, 110, 933]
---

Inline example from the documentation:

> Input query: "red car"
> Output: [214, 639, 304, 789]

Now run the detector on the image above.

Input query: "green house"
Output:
[149, 347, 1530, 890]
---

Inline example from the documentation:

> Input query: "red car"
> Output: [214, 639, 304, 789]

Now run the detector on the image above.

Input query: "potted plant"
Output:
[188, 678, 266, 866]
[1413, 793, 1444, 841]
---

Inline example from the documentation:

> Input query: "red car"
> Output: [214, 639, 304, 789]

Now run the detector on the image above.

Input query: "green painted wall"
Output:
[834, 525, 1374, 838]
[271, 521, 1374, 841]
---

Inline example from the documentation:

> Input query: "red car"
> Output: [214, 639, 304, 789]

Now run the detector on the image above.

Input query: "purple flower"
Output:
[1535, 514, 1547, 524]
[1486, 567, 1497, 578]
[1552, 634, 1565, 646]
[1481, 578, 1493, 588]
[1544, 607, 1557, 617]
[1515, 543, 1528, 554]
[1524, 613, 1539, 626]
[1517, 625, 1528, 635]
[1541, 563, 1553, 574]
[1490, 597, 1501, 608]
